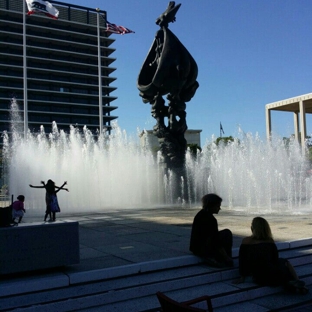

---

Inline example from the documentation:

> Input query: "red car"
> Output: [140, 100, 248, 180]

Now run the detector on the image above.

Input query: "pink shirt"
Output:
[12, 200, 24, 211]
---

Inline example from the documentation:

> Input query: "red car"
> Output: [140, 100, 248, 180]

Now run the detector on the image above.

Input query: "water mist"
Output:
[3, 99, 312, 214]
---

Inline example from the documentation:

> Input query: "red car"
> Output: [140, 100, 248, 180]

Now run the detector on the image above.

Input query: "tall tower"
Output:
[0, 0, 118, 136]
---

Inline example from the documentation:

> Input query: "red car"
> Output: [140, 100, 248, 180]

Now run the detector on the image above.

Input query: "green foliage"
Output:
[1, 184, 8, 195]
[282, 135, 312, 165]
[306, 137, 312, 163]
[308, 147, 312, 163]
[282, 136, 292, 148]
[215, 136, 235, 146]
[187, 143, 201, 158]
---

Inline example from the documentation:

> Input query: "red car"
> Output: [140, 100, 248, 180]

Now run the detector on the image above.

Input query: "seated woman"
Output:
[233, 217, 307, 293]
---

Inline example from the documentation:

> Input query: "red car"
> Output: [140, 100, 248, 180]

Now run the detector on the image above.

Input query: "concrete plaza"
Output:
[1, 205, 312, 311]
[5, 205, 312, 273]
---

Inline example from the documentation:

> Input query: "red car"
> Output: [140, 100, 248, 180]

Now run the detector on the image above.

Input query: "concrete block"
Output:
[295, 263, 312, 276]
[212, 290, 250, 308]
[68, 263, 138, 284]
[221, 268, 239, 280]
[214, 302, 268, 312]
[232, 247, 239, 258]
[247, 285, 280, 300]
[276, 241, 290, 250]
[137, 255, 202, 272]
[69, 255, 202, 284]
[288, 254, 312, 266]
[0, 221, 79, 275]
[252, 290, 312, 311]
[302, 275, 312, 285]
[0, 273, 69, 297]
[289, 238, 312, 248]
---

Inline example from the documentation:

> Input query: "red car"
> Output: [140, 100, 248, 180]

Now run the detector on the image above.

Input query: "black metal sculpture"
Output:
[137, 2, 199, 171]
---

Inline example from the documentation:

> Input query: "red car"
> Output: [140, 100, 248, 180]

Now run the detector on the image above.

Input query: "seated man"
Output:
[190, 193, 233, 267]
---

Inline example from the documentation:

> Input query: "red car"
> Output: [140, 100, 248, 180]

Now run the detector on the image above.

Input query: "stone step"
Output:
[1, 242, 312, 311]
[74, 265, 312, 312]
[1, 242, 310, 298]
[214, 278, 312, 311]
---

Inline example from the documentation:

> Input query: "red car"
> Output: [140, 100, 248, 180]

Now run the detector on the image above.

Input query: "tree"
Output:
[215, 136, 235, 146]
[187, 143, 201, 158]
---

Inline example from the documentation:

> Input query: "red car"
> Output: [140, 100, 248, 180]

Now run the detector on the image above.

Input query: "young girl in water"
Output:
[29, 180, 69, 222]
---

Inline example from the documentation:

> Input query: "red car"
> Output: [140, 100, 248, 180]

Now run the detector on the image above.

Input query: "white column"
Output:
[299, 100, 306, 152]
[96, 8, 103, 135]
[293, 112, 299, 142]
[23, 0, 28, 138]
[265, 106, 271, 140]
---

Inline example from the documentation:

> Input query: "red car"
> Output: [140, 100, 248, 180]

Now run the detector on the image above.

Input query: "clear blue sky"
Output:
[62, 0, 312, 145]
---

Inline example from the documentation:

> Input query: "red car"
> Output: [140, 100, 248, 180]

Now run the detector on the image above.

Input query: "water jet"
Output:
[3, 98, 312, 215]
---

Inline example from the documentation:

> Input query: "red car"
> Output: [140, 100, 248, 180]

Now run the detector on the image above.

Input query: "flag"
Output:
[220, 122, 225, 134]
[101, 14, 134, 35]
[25, 0, 59, 19]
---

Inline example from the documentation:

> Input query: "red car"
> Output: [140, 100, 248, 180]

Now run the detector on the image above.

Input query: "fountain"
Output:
[2, 98, 312, 214]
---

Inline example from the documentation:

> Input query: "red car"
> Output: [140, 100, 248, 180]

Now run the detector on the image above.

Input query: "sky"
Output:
[62, 0, 312, 145]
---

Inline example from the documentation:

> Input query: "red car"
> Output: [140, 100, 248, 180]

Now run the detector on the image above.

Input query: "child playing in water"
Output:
[12, 195, 26, 224]
[29, 180, 68, 221]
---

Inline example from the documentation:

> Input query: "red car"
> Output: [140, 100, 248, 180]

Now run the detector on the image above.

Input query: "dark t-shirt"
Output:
[239, 242, 292, 285]
[189, 209, 221, 257]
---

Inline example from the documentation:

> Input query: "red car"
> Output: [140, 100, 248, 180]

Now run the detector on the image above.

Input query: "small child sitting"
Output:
[12, 195, 26, 224]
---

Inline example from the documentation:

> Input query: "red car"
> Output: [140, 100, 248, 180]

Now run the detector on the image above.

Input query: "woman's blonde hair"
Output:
[251, 217, 273, 241]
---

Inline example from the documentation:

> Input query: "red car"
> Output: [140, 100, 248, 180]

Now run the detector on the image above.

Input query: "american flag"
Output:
[101, 14, 134, 35]
[220, 122, 224, 134]
[25, 0, 59, 19]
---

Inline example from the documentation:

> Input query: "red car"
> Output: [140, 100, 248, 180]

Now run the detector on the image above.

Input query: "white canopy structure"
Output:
[266, 93, 312, 151]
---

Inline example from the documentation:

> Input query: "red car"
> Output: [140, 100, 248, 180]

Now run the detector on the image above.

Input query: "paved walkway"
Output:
[2, 205, 312, 310]
[9, 205, 312, 272]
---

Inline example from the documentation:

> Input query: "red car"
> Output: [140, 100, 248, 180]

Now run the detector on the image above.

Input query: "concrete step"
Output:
[1, 241, 312, 311]
[74, 264, 312, 312]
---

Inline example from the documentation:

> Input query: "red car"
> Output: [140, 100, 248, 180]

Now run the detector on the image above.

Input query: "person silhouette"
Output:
[29, 180, 68, 221]
[190, 193, 233, 267]
[233, 217, 308, 293]
[12, 195, 26, 224]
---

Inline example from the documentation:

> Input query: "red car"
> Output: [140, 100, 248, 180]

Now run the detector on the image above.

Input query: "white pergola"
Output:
[266, 92, 312, 150]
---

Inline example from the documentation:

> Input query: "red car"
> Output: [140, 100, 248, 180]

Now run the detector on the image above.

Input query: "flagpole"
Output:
[96, 8, 103, 136]
[23, 0, 28, 138]
[220, 122, 224, 138]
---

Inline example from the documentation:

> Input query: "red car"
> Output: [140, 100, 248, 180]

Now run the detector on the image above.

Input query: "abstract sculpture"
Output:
[137, 2, 199, 171]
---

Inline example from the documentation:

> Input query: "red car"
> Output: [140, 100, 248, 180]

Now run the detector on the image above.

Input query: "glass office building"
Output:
[0, 0, 117, 135]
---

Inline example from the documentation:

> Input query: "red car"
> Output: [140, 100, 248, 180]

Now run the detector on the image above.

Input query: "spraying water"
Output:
[3, 98, 312, 214]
